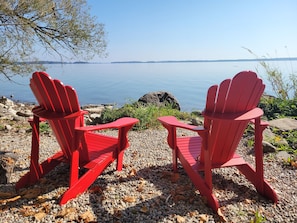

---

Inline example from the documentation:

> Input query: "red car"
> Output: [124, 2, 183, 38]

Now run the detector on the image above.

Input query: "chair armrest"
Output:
[32, 106, 87, 120]
[158, 116, 206, 150]
[75, 117, 139, 152]
[158, 116, 204, 132]
[75, 117, 139, 132]
[250, 118, 269, 127]
[203, 107, 264, 121]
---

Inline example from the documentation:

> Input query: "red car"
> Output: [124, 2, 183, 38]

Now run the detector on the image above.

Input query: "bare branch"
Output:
[0, 0, 107, 79]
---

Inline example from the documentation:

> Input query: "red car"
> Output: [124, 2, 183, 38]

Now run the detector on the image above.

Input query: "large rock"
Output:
[0, 96, 14, 107]
[138, 91, 180, 110]
[269, 118, 297, 131]
[0, 96, 34, 121]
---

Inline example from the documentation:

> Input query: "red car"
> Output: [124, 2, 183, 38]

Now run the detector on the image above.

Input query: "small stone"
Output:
[276, 151, 291, 161]
[5, 125, 12, 131]
[13, 115, 23, 121]
[83, 106, 105, 113]
[18, 129, 27, 134]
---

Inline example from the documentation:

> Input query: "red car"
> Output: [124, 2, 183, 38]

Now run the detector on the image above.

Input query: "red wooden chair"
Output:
[158, 71, 278, 212]
[16, 71, 139, 204]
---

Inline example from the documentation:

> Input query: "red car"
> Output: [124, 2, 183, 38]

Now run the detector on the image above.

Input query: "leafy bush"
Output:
[39, 122, 51, 133]
[274, 130, 297, 155]
[259, 96, 297, 120]
[99, 102, 196, 130]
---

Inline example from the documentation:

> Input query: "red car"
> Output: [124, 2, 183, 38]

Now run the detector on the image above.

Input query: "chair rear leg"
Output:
[16, 152, 64, 189]
[236, 164, 278, 203]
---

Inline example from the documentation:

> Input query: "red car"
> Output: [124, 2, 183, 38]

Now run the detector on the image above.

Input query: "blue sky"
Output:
[88, 0, 297, 62]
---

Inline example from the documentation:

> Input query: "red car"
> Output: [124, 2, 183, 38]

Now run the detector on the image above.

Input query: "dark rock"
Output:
[262, 141, 277, 153]
[16, 110, 32, 117]
[191, 117, 203, 126]
[138, 91, 180, 110]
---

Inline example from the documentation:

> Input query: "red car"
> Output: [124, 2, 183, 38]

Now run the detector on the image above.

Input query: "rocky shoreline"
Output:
[0, 97, 296, 222]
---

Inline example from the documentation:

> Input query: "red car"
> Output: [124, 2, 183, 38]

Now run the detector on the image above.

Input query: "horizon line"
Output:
[23, 57, 297, 64]
[111, 57, 297, 64]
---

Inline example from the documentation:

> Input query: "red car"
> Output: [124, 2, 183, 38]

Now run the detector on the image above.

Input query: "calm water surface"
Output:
[1, 61, 296, 111]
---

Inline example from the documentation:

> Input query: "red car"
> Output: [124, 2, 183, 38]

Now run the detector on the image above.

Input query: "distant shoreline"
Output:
[111, 57, 297, 64]
[22, 57, 297, 65]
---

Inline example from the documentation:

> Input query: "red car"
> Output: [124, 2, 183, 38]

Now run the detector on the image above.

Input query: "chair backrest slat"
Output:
[66, 86, 80, 112]
[31, 72, 53, 110]
[53, 79, 71, 113]
[203, 71, 264, 164]
[30, 71, 83, 160]
[214, 79, 232, 113]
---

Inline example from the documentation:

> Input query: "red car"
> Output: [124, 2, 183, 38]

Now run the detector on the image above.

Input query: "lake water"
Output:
[1, 60, 297, 111]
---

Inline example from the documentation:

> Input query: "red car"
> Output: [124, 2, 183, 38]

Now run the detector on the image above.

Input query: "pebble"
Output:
[0, 98, 296, 222]
[0, 126, 296, 223]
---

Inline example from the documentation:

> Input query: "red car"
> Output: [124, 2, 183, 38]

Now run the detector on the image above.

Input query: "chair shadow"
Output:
[0, 162, 71, 209]
[0, 162, 267, 222]
[88, 164, 265, 222]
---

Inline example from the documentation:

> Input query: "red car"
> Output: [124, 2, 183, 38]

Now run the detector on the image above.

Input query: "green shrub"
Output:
[250, 210, 266, 223]
[99, 102, 196, 130]
[39, 122, 51, 133]
[259, 96, 297, 120]
[276, 130, 297, 155]
[0, 125, 5, 131]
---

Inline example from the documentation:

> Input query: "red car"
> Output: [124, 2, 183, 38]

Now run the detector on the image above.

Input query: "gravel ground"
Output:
[0, 120, 296, 223]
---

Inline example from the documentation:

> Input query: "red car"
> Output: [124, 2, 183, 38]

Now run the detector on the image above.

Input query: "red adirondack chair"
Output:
[158, 71, 278, 212]
[16, 71, 139, 204]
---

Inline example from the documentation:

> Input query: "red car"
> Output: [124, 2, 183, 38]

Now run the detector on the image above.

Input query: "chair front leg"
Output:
[254, 118, 267, 193]
[69, 150, 79, 188]
[116, 124, 133, 171]
[165, 125, 178, 172]
[29, 115, 43, 183]
[16, 115, 44, 189]
[116, 150, 124, 171]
